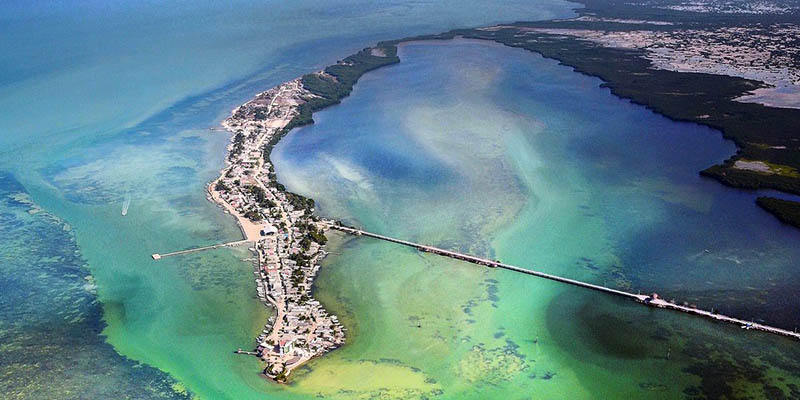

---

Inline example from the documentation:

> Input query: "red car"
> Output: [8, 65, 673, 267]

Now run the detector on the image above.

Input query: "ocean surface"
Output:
[0, 1, 575, 399]
[272, 41, 800, 398]
[2, 1, 800, 400]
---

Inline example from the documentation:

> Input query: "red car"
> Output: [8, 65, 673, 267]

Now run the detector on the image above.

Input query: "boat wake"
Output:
[122, 193, 131, 216]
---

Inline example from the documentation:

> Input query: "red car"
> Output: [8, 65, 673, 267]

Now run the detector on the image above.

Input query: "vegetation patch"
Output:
[756, 197, 800, 228]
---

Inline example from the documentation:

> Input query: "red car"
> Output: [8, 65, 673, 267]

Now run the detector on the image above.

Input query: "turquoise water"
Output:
[272, 40, 800, 398]
[0, 1, 581, 399]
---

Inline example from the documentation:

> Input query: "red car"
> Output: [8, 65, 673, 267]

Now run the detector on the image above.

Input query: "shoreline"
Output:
[208, 44, 400, 380]
[211, 78, 347, 381]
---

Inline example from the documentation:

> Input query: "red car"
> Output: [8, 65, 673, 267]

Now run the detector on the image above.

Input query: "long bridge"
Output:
[329, 224, 800, 341]
[151, 239, 250, 260]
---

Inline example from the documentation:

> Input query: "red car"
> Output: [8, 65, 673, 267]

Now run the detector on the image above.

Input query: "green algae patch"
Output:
[170, 382, 189, 397]
[290, 359, 441, 399]
[457, 343, 527, 384]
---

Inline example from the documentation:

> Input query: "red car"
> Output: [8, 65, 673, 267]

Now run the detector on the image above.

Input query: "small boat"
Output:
[122, 194, 131, 216]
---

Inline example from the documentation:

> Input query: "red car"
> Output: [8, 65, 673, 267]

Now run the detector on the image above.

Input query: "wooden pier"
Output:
[330, 225, 800, 341]
[151, 240, 250, 260]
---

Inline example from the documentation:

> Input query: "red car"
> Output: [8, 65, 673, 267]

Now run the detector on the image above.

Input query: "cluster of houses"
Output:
[253, 217, 346, 379]
[524, 23, 800, 95]
[215, 78, 346, 381]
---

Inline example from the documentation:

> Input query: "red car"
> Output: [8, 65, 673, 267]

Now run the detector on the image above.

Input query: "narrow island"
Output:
[213, 0, 800, 381]
[211, 47, 399, 381]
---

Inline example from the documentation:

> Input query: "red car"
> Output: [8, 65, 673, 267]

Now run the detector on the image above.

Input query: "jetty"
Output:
[151, 240, 250, 260]
[329, 224, 800, 341]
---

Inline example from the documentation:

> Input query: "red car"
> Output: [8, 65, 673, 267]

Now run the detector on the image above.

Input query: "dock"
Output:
[152, 240, 250, 260]
[330, 225, 800, 341]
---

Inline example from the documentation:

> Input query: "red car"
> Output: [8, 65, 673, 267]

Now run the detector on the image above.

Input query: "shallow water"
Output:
[272, 40, 800, 398]
[0, 1, 579, 399]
